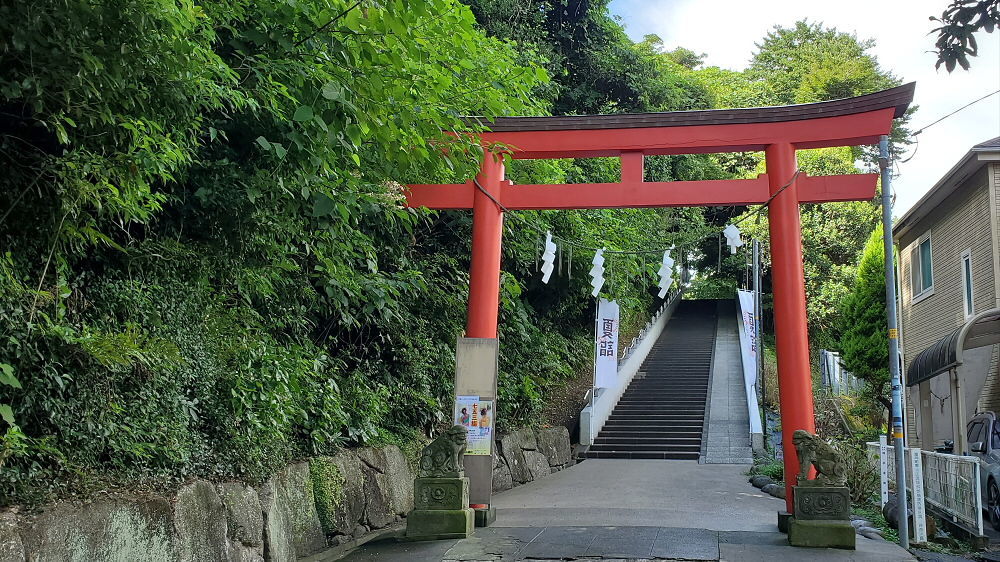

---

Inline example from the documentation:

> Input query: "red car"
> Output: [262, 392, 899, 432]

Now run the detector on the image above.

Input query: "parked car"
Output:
[967, 411, 1000, 530]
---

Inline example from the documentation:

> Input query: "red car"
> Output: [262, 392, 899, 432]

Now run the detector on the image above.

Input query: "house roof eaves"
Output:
[893, 144, 1000, 242]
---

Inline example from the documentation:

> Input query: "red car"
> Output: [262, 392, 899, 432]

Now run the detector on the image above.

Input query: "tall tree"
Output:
[839, 225, 892, 425]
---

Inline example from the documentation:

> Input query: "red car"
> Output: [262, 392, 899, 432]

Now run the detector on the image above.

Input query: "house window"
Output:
[910, 232, 933, 301]
[961, 249, 974, 318]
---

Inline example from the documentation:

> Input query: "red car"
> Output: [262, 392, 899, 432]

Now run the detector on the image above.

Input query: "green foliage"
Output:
[310, 457, 345, 536]
[835, 438, 880, 504]
[749, 456, 785, 482]
[748, 21, 898, 106]
[931, 0, 999, 71]
[839, 226, 892, 420]
[0, 0, 555, 505]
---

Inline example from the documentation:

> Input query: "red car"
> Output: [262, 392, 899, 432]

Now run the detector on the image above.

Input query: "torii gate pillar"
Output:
[766, 143, 817, 508]
[467, 154, 505, 339]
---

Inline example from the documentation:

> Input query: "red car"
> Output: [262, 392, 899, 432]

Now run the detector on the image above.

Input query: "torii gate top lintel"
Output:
[467, 81, 914, 159]
[406, 83, 915, 210]
[409, 83, 915, 514]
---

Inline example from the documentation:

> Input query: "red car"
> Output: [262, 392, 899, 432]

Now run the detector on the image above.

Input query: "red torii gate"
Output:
[406, 84, 914, 516]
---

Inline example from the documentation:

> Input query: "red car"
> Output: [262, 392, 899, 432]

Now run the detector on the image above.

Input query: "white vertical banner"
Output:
[594, 298, 620, 389]
[736, 290, 758, 379]
[736, 290, 763, 435]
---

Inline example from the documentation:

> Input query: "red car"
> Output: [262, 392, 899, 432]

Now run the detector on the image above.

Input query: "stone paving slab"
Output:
[334, 525, 917, 561]
[702, 303, 754, 465]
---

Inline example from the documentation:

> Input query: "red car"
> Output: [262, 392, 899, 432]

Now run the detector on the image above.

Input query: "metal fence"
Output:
[867, 441, 983, 537]
[820, 350, 861, 395]
[922, 450, 983, 535]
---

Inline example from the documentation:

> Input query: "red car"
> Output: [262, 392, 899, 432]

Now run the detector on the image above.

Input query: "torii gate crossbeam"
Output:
[405, 84, 914, 518]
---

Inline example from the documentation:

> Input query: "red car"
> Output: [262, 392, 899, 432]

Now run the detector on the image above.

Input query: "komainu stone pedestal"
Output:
[406, 476, 474, 540]
[788, 485, 855, 549]
[787, 430, 854, 549]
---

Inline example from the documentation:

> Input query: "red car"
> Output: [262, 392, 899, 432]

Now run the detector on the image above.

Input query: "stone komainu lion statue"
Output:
[792, 429, 847, 487]
[418, 425, 467, 478]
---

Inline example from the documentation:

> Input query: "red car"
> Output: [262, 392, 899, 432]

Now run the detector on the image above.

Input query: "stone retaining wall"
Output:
[0, 426, 574, 561]
[493, 426, 574, 492]
[0, 445, 413, 562]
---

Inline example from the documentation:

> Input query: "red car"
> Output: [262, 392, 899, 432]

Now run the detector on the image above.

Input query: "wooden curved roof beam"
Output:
[466, 83, 914, 159]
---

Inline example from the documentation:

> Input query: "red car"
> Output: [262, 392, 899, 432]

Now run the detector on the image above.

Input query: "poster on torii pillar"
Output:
[594, 298, 620, 389]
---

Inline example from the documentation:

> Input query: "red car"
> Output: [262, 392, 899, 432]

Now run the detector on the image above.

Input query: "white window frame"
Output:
[910, 231, 935, 303]
[961, 248, 974, 319]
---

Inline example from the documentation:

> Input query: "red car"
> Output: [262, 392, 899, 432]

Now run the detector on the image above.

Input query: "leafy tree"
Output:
[748, 21, 898, 106]
[839, 225, 892, 425]
[0, 0, 555, 505]
[931, 0, 1000, 71]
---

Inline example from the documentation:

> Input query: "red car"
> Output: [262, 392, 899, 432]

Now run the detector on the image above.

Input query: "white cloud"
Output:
[609, 0, 1000, 215]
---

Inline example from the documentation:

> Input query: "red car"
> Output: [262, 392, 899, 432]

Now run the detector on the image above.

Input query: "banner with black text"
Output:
[594, 298, 620, 388]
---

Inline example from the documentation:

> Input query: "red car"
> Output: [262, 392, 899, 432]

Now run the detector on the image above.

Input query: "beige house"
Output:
[894, 137, 1000, 452]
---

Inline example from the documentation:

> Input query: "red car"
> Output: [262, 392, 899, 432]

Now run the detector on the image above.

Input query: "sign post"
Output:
[454, 337, 499, 522]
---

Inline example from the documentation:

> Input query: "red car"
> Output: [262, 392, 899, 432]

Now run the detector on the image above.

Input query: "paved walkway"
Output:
[491, 459, 777, 530]
[702, 302, 754, 464]
[334, 459, 916, 561]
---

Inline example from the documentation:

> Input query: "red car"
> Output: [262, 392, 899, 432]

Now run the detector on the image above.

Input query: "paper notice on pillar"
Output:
[454, 395, 493, 455]
[594, 298, 620, 388]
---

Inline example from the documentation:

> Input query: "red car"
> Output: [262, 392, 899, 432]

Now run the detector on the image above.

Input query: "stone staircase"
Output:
[585, 300, 717, 460]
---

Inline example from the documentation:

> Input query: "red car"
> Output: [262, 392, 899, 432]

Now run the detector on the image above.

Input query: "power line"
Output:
[471, 177, 681, 255]
[472, 170, 803, 256]
[729, 170, 802, 227]
[912, 89, 1000, 136]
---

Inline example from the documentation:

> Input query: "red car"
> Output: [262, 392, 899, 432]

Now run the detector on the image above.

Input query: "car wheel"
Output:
[989, 480, 1000, 532]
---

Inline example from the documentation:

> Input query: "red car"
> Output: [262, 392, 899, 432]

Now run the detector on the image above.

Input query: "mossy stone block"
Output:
[405, 508, 474, 540]
[414, 477, 469, 510]
[788, 518, 856, 549]
[793, 485, 850, 520]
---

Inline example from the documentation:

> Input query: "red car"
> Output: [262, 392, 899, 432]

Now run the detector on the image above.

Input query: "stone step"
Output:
[604, 420, 703, 428]
[584, 450, 700, 460]
[598, 420, 704, 430]
[591, 299, 717, 461]
[599, 435, 703, 443]
[608, 410, 705, 416]
[616, 396, 707, 401]
[609, 414, 705, 421]
[588, 443, 701, 453]
[594, 436, 701, 446]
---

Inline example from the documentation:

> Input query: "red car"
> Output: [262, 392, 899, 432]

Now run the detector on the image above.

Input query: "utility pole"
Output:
[880, 135, 909, 549]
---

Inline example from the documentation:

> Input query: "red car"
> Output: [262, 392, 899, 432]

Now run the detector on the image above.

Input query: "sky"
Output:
[609, 0, 1000, 216]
